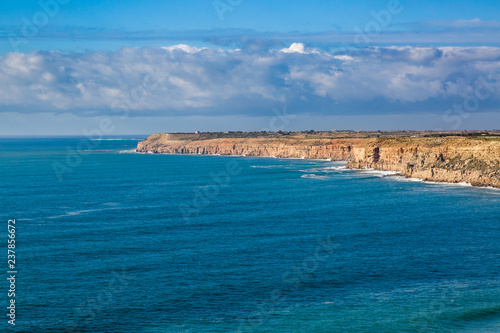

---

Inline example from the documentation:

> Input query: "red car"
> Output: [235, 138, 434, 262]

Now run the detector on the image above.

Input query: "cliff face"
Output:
[347, 137, 500, 188]
[137, 133, 500, 188]
[136, 133, 362, 160]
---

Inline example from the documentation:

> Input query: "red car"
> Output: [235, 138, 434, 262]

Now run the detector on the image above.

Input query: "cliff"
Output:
[137, 133, 500, 188]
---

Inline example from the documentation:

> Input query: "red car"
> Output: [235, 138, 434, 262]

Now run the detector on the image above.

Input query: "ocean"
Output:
[1, 138, 499, 332]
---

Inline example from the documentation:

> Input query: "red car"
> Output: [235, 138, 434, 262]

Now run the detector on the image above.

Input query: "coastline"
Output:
[136, 133, 500, 189]
[132, 149, 500, 191]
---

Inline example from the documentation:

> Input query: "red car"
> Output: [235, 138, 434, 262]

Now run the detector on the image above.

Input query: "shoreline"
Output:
[135, 133, 500, 189]
[136, 133, 500, 189]
[133, 148, 500, 190]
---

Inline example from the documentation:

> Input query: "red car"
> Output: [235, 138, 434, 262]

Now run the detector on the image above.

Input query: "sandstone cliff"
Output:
[137, 133, 500, 188]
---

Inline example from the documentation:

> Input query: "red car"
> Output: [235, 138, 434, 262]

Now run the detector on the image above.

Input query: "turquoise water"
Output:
[1, 138, 499, 332]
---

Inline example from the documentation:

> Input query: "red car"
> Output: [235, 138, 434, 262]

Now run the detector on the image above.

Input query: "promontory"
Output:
[136, 131, 500, 188]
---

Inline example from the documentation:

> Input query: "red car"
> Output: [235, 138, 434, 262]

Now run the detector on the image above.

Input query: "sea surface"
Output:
[1, 138, 499, 333]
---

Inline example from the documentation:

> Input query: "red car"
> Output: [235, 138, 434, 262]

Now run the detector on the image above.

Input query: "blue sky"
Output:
[1, 0, 500, 135]
[2, 0, 500, 53]
[2, 0, 499, 32]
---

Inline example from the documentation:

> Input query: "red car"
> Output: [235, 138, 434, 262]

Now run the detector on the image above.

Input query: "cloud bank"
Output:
[1, 44, 500, 117]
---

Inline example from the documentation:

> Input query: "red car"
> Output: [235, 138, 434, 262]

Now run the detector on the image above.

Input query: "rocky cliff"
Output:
[137, 133, 500, 188]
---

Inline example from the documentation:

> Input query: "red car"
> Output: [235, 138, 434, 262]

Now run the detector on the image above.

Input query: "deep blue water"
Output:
[1, 138, 500, 333]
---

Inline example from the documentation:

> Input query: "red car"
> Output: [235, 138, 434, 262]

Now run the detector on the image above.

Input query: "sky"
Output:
[1, 0, 500, 135]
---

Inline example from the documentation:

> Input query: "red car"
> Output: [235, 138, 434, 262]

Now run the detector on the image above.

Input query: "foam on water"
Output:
[357, 169, 400, 177]
[118, 149, 138, 153]
[300, 174, 330, 180]
[90, 138, 128, 141]
[47, 205, 124, 219]
[326, 165, 347, 170]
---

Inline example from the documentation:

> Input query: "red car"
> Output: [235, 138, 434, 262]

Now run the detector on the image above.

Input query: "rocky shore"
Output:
[137, 133, 500, 188]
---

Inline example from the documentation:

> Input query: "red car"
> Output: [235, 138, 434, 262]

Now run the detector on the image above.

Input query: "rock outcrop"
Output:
[137, 133, 500, 188]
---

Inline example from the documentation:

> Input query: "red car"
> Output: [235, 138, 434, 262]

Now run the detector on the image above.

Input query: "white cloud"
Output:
[0, 45, 499, 116]
[281, 43, 307, 54]
[280, 43, 321, 55]
[161, 44, 206, 53]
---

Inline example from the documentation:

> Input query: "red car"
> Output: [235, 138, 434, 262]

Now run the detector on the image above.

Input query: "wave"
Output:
[359, 169, 399, 175]
[47, 204, 123, 219]
[353, 168, 400, 178]
[90, 138, 134, 141]
[391, 176, 500, 193]
[325, 167, 499, 191]
[320, 165, 396, 175]
[118, 149, 138, 154]
[301, 174, 330, 180]
[102, 202, 121, 206]
[251, 165, 283, 169]
[326, 165, 346, 170]
[48, 209, 95, 219]
[392, 176, 470, 186]
[482, 186, 500, 191]
[427, 181, 472, 187]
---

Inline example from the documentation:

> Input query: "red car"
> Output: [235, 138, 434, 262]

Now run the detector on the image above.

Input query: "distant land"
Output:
[137, 131, 500, 188]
